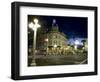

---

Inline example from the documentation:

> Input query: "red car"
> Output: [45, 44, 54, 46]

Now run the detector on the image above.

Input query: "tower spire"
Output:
[51, 19, 59, 32]
[52, 19, 56, 26]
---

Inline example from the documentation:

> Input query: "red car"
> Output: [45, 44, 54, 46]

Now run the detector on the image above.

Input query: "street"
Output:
[35, 53, 87, 66]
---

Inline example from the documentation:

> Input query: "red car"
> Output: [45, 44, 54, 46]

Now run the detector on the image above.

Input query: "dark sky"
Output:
[28, 15, 88, 39]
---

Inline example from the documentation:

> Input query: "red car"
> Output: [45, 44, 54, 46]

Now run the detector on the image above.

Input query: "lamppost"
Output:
[74, 40, 80, 58]
[54, 44, 57, 55]
[29, 18, 41, 66]
[45, 38, 48, 55]
[74, 40, 79, 50]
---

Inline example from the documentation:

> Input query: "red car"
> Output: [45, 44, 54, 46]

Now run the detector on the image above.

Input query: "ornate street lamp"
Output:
[74, 40, 80, 50]
[29, 18, 41, 66]
[45, 38, 48, 55]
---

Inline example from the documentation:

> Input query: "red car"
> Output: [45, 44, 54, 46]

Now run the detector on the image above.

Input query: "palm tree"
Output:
[81, 40, 86, 47]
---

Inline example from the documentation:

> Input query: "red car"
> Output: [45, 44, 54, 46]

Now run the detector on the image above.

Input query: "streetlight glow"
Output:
[74, 40, 80, 50]
[29, 22, 34, 28]
[75, 40, 80, 45]
[54, 44, 57, 48]
[29, 19, 41, 31]
[34, 18, 38, 24]
[34, 24, 40, 29]
[45, 38, 48, 42]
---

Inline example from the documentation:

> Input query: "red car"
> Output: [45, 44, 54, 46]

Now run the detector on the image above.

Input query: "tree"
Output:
[81, 40, 86, 47]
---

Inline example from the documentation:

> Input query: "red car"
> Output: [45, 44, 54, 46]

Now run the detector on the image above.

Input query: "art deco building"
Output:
[36, 19, 68, 55]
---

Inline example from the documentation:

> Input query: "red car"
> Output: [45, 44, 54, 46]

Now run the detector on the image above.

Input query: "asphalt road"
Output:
[34, 53, 87, 66]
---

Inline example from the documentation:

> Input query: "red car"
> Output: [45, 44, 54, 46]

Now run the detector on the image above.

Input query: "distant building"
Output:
[83, 39, 88, 51]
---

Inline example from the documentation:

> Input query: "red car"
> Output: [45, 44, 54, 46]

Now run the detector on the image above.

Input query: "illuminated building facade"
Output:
[36, 19, 68, 55]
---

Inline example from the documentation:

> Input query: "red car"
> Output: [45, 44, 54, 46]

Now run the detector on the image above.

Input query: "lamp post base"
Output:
[30, 60, 36, 66]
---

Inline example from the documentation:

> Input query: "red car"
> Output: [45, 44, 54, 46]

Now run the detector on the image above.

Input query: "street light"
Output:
[45, 38, 48, 55]
[74, 40, 80, 50]
[29, 18, 41, 66]
[45, 38, 48, 42]
[54, 44, 57, 48]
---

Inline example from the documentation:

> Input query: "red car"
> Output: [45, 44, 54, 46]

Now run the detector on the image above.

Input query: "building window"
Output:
[53, 35, 56, 38]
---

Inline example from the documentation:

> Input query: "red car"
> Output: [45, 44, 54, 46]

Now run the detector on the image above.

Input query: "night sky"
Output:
[28, 15, 88, 45]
